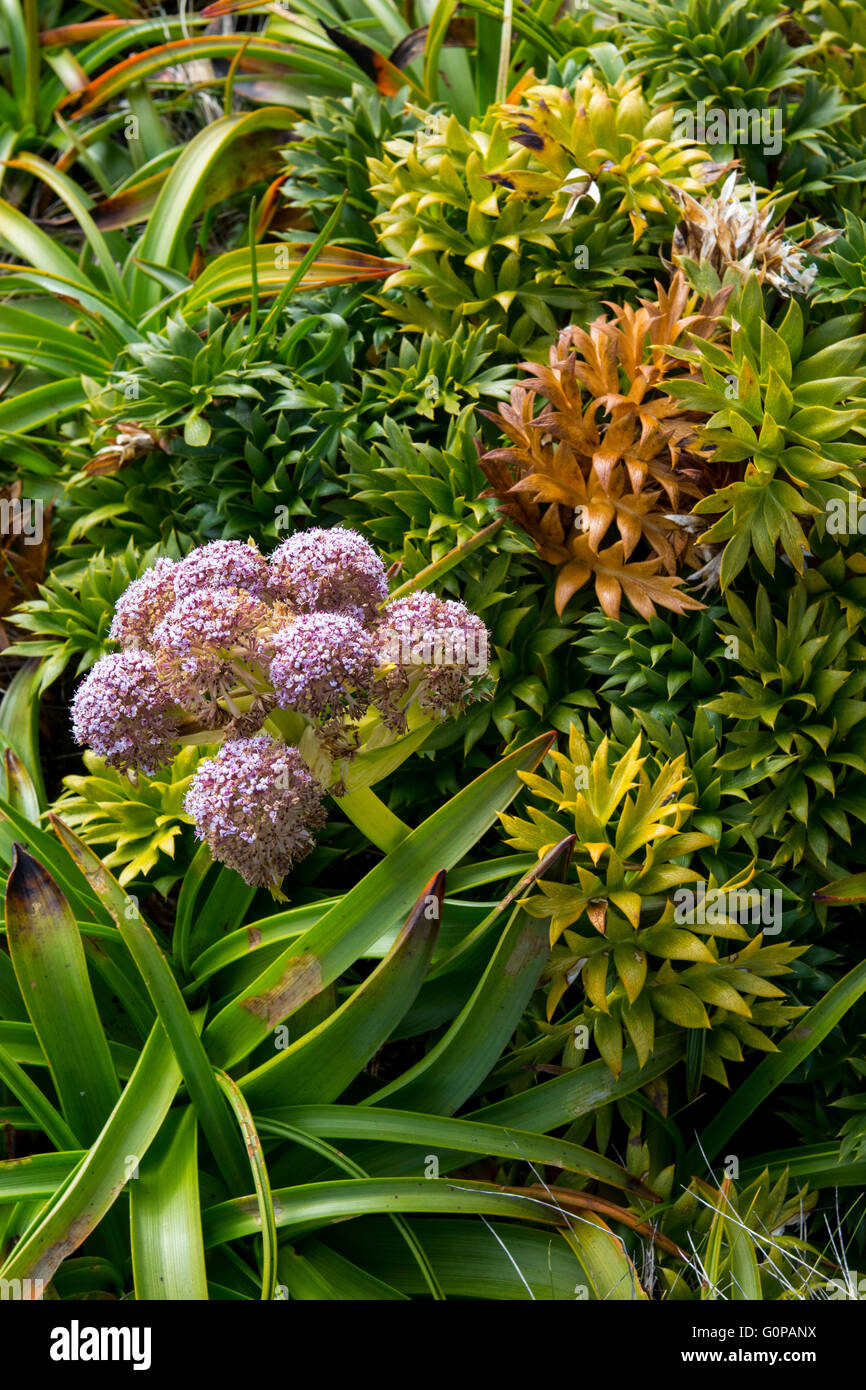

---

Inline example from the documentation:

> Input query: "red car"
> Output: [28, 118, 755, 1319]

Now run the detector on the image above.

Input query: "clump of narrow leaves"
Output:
[367, 101, 646, 349]
[0, 739, 674, 1303]
[92, 309, 294, 452]
[334, 410, 500, 563]
[812, 208, 866, 304]
[658, 1170, 827, 1299]
[6, 543, 161, 693]
[575, 605, 730, 726]
[53, 744, 209, 890]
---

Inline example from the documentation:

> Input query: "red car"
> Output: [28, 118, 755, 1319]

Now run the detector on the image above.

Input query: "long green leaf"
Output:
[203, 1176, 585, 1247]
[0, 1151, 83, 1204]
[204, 732, 555, 1067]
[0, 1016, 184, 1290]
[364, 898, 554, 1114]
[686, 958, 866, 1171]
[132, 107, 295, 312]
[130, 1108, 209, 1300]
[215, 1073, 276, 1300]
[326, 1216, 592, 1300]
[0, 1043, 79, 1152]
[4, 846, 120, 1145]
[278, 1240, 408, 1300]
[5, 153, 125, 303]
[259, 1105, 655, 1198]
[0, 661, 45, 804]
[239, 873, 443, 1109]
[48, 814, 248, 1193]
[181, 242, 403, 312]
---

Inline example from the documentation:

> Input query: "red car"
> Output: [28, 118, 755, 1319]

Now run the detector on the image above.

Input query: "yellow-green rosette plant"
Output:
[501, 724, 805, 1083]
[491, 70, 723, 241]
[366, 79, 691, 350]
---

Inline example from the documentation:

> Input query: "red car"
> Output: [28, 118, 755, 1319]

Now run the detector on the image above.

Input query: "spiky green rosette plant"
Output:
[366, 68, 716, 350]
[501, 722, 805, 1086]
[667, 280, 866, 589]
[708, 584, 866, 868]
[70, 529, 492, 894]
[575, 606, 730, 726]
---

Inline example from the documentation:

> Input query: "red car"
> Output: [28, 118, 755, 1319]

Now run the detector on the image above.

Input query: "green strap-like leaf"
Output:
[238, 874, 444, 1109]
[4, 846, 120, 1145]
[203, 1176, 592, 1247]
[130, 1108, 209, 1301]
[215, 1073, 276, 1301]
[324, 1216, 594, 1300]
[204, 733, 555, 1068]
[131, 107, 298, 313]
[364, 900, 553, 1114]
[686, 958, 866, 1172]
[0, 1151, 83, 1204]
[257, 1104, 656, 1199]
[48, 814, 248, 1193]
[0, 1016, 184, 1290]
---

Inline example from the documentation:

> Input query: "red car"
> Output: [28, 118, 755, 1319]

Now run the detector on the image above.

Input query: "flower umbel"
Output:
[72, 527, 488, 891]
[269, 612, 376, 719]
[378, 593, 490, 718]
[172, 539, 270, 600]
[71, 650, 177, 774]
[152, 586, 270, 708]
[268, 526, 388, 621]
[184, 736, 327, 890]
[109, 557, 177, 650]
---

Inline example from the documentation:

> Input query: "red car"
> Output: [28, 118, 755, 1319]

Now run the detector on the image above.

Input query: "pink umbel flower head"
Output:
[172, 539, 270, 600]
[269, 612, 376, 718]
[75, 530, 489, 888]
[71, 650, 176, 773]
[184, 735, 327, 889]
[109, 558, 177, 649]
[152, 586, 269, 700]
[377, 590, 490, 716]
[268, 527, 388, 621]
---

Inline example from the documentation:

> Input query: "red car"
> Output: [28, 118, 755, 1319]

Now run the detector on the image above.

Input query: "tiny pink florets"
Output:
[378, 590, 490, 714]
[152, 586, 269, 694]
[172, 540, 270, 600]
[109, 558, 177, 650]
[269, 612, 376, 718]
[73, 531, 490, 891]
[268, 527, 388, 621]
[184, 735, 327, 888]
[71, 650, 176, 773]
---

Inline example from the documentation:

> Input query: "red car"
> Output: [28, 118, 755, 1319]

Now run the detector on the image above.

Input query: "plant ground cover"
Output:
[0, 0, 865, 1308]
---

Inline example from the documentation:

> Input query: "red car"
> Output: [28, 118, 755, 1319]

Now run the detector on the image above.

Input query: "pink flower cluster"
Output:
[183, 736, 327, 890]
[72, 529, 490, 888]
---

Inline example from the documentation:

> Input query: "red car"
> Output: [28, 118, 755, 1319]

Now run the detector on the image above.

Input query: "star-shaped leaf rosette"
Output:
[70, 529, 491, 896]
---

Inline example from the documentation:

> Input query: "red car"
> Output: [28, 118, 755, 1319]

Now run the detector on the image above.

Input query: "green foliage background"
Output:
[0, 0, 865, 1304]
